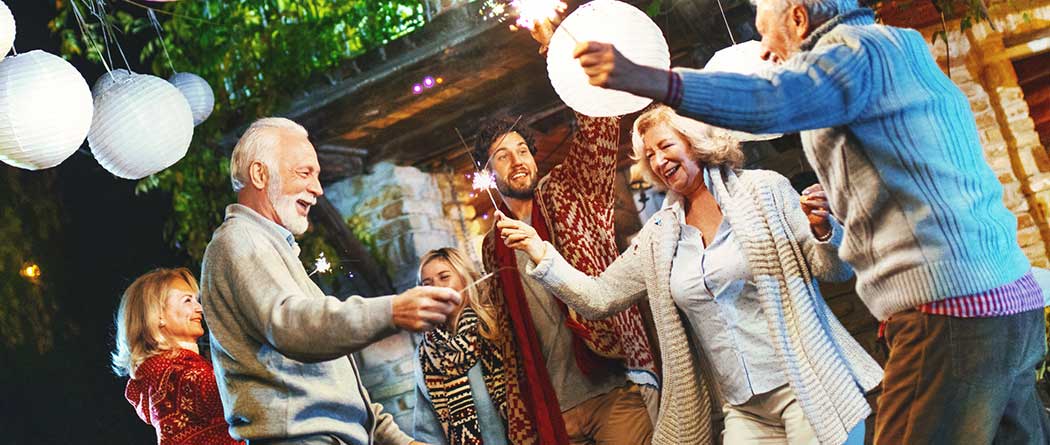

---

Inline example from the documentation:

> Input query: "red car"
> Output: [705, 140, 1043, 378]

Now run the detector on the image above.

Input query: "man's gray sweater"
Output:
[201, 204, 412, 445]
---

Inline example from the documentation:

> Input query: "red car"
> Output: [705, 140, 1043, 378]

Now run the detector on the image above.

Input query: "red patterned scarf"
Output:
[493, 201, 621, 445]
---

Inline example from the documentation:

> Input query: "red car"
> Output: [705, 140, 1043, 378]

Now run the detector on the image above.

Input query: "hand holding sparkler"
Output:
[495, 210, 548, 264]
[392, 286, 463, 332]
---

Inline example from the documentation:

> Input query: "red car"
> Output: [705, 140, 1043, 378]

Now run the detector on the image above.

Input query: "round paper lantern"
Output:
[703, 41, 782, 142]
[89, 73, 193, 179]
[546, 0, 669, 117]
[0, 1, 14, 59]
[92, 69, 132, 100]
[168, 72, 214, 126]
[0, 50, 93, 170]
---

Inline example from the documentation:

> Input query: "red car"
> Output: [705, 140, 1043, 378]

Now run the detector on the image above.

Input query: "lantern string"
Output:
[147, 9, 178, 75]
[122, 0, 215, 25]
[88, 0, 118, 71]
[714, 0, 736, 45]
[69, 0, 113, 73]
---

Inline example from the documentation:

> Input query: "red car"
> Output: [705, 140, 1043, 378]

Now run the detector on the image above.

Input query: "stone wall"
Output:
[325, 161, 465, 431]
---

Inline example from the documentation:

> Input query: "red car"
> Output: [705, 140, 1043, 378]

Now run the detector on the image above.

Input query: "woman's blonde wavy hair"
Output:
[418, 248, 500, 341]
[111, 268, 198, 379]
[631, 105, 744, 190]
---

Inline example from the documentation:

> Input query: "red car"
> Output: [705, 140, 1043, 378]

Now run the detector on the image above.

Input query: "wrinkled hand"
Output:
[573, 41, 669, 100]
[392, 286, 462, 332]
[495, 211, 547, 264]
[800, 183, 832, 240]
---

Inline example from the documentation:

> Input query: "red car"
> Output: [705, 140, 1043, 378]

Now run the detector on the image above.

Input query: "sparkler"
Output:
[510, 0, 567, 31]
[455, 127, 503, 212]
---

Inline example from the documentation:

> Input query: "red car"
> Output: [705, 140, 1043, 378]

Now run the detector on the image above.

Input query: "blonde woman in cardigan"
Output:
[496, 106, 882, 445]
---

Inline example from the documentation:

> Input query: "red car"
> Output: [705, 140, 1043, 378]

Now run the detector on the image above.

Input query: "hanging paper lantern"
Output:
[546, 0, 669, 117]
[703, 40, 782, 141]
[92, 69, 132, 100]
[0, 1, 14, 59]
[0, 50, 93, 170]
[168, 72, 214, 126]
[89, 73, 193, 179]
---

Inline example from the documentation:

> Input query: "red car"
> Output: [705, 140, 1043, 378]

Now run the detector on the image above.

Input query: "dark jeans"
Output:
[874, 308, 1050, 445]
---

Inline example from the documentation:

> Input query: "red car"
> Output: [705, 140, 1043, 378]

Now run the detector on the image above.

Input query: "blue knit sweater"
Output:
[672, 8, 1031, 320]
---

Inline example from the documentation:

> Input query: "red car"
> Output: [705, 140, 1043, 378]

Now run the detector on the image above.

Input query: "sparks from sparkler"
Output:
[510, 0, 567, 31]
[456, 127, 503, 212]
[308, 252, 333, 277]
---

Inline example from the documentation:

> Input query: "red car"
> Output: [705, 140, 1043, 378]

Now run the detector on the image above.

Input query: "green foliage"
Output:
[0, 169, 62, 353]
[54, 0, 430, 260]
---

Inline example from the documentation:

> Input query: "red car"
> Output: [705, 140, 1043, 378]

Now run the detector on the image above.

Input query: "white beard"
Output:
[267, 175, 310, 235]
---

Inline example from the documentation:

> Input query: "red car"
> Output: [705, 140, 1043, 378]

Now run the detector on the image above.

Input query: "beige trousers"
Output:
[562, 384, 654, 445]
[722, 384, 865, 445]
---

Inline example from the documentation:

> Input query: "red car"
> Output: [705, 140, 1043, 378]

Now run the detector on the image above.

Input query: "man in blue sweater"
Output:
[569, 0, 1050, 443]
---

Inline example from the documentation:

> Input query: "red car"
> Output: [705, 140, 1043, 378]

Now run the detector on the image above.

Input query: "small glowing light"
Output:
[423, 76, 435, 88]
[436, 77, 444, 84]
[346, 272, 355, 279]
[482, 213, 490, 220]
[20, 263, 41, 281]
[412, 84, 423, 94]
[469, 192, 477, 198]
[472, 170, 497, 191]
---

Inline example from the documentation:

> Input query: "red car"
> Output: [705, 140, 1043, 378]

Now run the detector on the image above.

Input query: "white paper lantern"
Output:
[92, 69, 132, 100]
[0, 1, 14, 59]
[546, 0, 669, 117]
[89, 73, 193, 179]
[169, 72, 214, 126]
[0, 50, 93, 170]
[703, 41, 782, 142]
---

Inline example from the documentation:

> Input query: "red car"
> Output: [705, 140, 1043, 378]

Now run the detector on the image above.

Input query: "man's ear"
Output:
[791, 4, 810, 38]
[249, 161, 269, 190]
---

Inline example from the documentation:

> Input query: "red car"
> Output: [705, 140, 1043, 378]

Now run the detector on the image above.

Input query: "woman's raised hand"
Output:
[800, 183, 833, 241]
[495, 211, 547, 264]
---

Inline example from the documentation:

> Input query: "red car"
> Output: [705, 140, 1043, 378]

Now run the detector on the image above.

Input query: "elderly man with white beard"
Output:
[200, 117, 459, 445]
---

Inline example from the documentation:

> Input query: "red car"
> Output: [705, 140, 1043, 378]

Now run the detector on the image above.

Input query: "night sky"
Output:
[3, 2, 186, 443]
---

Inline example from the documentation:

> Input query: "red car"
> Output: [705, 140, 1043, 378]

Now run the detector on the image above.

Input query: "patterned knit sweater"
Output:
[527, 168, 883, 445]
[480, 113, 658, 443]
[672, 9, 1031, 320]
[125, 348, 244, 445]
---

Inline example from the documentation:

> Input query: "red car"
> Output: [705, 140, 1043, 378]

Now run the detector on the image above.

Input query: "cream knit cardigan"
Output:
[528, 167, 882, 445]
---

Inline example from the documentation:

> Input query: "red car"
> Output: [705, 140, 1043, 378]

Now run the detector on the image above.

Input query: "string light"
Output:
[20, 262, 41, 282]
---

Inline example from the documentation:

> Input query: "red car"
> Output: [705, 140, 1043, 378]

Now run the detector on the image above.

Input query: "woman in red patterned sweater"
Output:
[111, 267, 242, 445]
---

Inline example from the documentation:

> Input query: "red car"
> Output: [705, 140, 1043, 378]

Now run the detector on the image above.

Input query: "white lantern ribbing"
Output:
[89, 73, 193, 179]
[546, 0, 669, 117]
[0, 1, 14, 59]
[0, 50, 93, 170]
[92, 69, 132, 100]
[169, 72, 214, 126]
[703, 41, 782, 141]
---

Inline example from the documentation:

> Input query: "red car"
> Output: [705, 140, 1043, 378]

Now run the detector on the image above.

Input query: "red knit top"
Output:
[125, 348, 243, 445]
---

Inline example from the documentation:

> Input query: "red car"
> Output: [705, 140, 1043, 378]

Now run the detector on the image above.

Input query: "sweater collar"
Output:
[799, 8, 875, 52]
[224, 203, 298, 250]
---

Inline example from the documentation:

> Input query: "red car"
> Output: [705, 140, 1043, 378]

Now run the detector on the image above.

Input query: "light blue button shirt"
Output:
[667, 170, 786, 406]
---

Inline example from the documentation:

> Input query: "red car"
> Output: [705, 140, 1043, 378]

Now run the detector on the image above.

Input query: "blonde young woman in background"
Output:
[412, 247, 509, 445]
[496, 106, 882, 445]
[112, 267, 241, 445]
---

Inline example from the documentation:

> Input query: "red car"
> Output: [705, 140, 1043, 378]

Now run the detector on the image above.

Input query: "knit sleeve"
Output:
[544, 113, 621, 209]
[773, 174, 853, 282]
[673, 40, 872, 135]
[373, 402, 415, 445]
[526, 238, 648, 319]
[211, 228, 400, 362]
